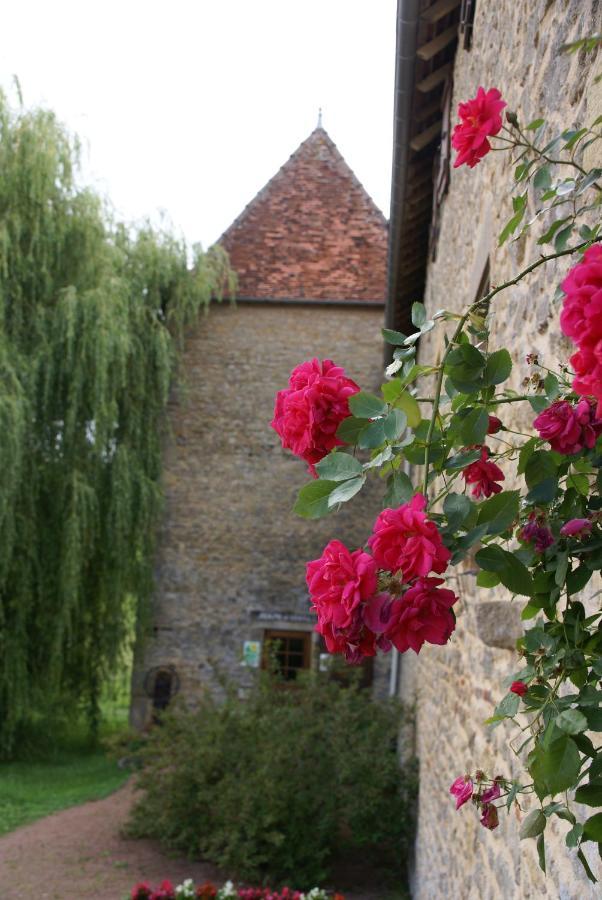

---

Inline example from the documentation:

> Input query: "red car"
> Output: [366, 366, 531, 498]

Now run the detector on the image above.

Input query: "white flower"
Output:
[175, 878, 196, 899]
[217, 881, 238, 900]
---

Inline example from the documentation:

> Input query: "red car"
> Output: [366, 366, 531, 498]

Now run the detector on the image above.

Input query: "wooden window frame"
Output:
[263, 629, 312, 681]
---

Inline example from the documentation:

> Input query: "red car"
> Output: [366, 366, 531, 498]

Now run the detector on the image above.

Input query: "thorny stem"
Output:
[421, 238, 602, 499]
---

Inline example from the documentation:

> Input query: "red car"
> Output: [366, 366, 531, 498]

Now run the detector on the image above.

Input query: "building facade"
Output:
[387, 1, 602, 898]
[130, 125, 391, 727]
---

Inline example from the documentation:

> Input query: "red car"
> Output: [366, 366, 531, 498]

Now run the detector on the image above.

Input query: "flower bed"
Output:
[130, 879, 343, 900]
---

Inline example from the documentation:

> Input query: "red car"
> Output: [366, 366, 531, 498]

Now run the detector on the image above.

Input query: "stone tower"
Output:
[130, 124, 389, 727]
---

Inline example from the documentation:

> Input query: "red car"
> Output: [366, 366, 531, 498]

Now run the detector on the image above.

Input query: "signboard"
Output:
[242, 640, 261, 668]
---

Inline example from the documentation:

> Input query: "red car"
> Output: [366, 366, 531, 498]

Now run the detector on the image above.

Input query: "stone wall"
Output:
[130, 302, 390, 726]
[401, 2, 602, 898]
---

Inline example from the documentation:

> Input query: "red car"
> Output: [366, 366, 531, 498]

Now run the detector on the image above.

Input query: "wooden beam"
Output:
[414, 98, 443, 122]
[410, 120, 442, 152]
[408, 183, 434, 206]
[398, 257, 428, 277]
[421, 0, 461, 25]
[417, 25, 458, 61]
[417, 62, 452, 93]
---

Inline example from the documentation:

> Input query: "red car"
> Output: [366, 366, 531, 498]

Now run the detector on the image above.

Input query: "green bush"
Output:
[127, 673, 416, 890]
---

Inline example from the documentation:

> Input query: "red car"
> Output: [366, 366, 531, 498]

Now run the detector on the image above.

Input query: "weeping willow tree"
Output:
[0, 90, 233, 753]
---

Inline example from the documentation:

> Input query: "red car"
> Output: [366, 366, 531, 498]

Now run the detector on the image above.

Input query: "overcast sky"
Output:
[2, 0, 396, 249]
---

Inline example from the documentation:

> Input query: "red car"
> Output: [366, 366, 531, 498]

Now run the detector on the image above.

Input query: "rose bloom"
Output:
[487, 415, 503, 434]
[462, 446, 505, 499]
[480, 803, 499, 830]
[480, 781, 502, 805]
[368, 493, 451, 580]
[560, 245, 602, 411]
[519, 514, 554, 553]
[366, 577, 457, 654]
[271, 358, 359, 474]
[560, 517, 592, 538]
[510, 680, 528, 697]
[450, 776, 474, 810]
[533, 398, 602, 454]
[451, 87, 506, 168]
[316, 600, 392, 665]
[306, 540, 377, 629]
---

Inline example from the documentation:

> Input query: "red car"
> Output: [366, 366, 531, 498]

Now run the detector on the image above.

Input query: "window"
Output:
[263, 630, 311, 681]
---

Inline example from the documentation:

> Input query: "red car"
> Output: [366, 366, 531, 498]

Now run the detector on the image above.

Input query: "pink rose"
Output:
[450, 776, 474, 810]
[271, 358, 359, 474]
[367, 494, 451, 580]
[510, 680, 528, 697]
[462, 446, 505, 499]
[487, 415, 503, 434]
[480, 803, 499, 830]
[316, 602, 391, 664]
[533, 398, 602, 454]
[480, 781, 502, 804]
[519, 514, 554, 553]
[451, 87, 506, 168]
[560, 245, 602, 411]
[560, 518, 592, 538]
[378, 576, 457, 654]
[306, 540, 377, 629]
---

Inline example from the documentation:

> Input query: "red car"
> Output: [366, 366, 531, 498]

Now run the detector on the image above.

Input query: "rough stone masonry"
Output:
[400, 1, 602, 898]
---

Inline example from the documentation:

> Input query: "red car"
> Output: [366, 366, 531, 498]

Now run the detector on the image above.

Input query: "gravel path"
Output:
[0, 781, 392, 900]
[0, 781, 222, 899]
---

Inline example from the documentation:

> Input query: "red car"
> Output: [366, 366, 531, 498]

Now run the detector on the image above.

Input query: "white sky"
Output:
[2, 0, 396, 249]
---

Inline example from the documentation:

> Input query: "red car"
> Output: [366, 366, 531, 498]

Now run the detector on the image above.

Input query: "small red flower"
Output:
[451, 87, 507, 168]
[510, 680, 528, 697]
[462, 446, 504, 499]
[487, 415, 503, 434]
[131, 884, 153, 900]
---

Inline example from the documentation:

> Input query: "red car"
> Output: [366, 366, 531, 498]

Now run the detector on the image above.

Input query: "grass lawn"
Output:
[0, 704, 130, 835]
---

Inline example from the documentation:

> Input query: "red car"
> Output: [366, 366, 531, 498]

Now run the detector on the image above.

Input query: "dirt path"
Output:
[0, 781, 222, 899]
[0, 782, 389, 900]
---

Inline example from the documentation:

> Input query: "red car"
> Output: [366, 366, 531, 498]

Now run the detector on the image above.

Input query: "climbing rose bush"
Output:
[271, 81, 602, 882]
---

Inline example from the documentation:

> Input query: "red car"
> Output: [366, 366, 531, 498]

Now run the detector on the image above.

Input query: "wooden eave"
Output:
[385, 0, 461, 342]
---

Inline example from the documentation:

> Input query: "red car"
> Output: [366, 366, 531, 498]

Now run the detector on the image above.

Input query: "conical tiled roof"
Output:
[219, 126, 387, 303]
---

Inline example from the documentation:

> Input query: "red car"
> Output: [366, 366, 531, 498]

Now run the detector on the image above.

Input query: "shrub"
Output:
[127, 672, 415, 889]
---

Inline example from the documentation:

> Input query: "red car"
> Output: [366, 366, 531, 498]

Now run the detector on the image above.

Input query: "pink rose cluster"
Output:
[449, 774, 502, 831]
[306, 494, 457, 663]
[451, 87, 506, 168]
[560, 244, 602, 413]
[271, 358, 359, 474]
[533, 398, 602, 455]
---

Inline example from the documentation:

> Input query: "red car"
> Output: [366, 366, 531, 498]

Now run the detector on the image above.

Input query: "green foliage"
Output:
[127, 673, 416, 889]
[0, 91, 233, 753]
